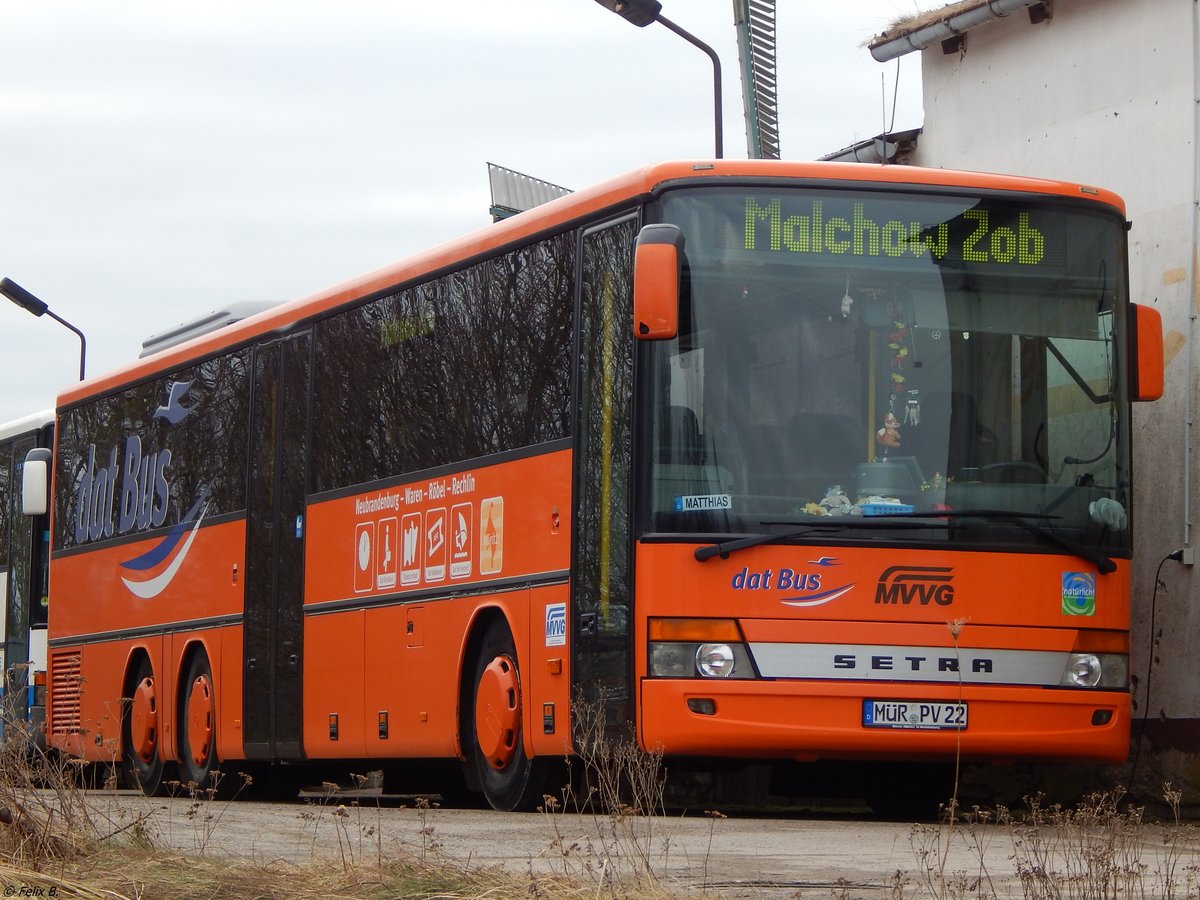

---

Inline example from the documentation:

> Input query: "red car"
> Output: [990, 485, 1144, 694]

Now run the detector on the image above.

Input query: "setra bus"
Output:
[1, 409, 53, 744]
[25, 160, 1163, 810]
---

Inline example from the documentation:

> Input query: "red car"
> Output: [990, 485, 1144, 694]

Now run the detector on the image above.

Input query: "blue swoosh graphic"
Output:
[118, 496, 206, 571]
[780, 583, 855, 607]
[120, 503, 208, 600]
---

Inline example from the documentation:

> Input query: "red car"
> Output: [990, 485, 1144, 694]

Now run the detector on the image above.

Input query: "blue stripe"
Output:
[118, 496, 205, 571]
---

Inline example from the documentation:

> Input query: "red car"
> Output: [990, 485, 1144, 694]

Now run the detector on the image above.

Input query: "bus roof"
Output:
[56, 159, 1126, 410]
[0, 409, 54, 443]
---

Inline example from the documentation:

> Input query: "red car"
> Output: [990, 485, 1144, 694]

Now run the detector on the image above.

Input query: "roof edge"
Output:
[869, 0, 1045, 62]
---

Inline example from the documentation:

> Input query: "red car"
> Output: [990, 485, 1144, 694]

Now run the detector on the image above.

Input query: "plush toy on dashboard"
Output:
[819, 485, 854, 516]
[875, 410, 901, 451]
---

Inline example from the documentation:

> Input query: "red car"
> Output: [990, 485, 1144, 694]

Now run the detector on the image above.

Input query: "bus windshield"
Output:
[645, 186, 1132, 555]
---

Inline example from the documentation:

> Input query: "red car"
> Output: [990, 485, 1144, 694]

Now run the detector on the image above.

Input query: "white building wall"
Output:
[908, 0, 1200, 788]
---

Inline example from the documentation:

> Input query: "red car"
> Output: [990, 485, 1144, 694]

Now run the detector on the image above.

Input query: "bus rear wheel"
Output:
[122, 656, 165, 796]
[464, 620, 553, 812]
[178, 650, 221, 793]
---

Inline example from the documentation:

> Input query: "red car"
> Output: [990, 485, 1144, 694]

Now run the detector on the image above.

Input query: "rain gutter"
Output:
[1184, 0, 1200, 556]
[869, 0, 1046, 62]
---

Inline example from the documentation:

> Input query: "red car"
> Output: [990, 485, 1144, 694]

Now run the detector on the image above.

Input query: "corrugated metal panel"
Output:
[487, 163, 572, 221]
[734, 0, 780, 160]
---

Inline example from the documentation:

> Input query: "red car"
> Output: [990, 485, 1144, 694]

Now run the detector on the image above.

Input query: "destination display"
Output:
[743, 197, 1048, 266]
[657, 187, 1112, 275]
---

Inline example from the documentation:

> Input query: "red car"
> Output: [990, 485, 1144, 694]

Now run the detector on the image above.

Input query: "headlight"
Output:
[1060, 652, 1128, 689]
[647, 619, 757, 679]
[648, 643, 695, 677]
[1065, 654, 1102, 687]
[696, 643, 736, 677]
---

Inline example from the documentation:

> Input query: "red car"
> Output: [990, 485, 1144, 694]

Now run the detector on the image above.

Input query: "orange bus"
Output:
[29, 160, 1163, 811]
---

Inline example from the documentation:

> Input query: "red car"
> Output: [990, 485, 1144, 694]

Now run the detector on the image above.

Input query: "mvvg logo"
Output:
[875, 566, 955, 606]
[545, 603, 566, 647]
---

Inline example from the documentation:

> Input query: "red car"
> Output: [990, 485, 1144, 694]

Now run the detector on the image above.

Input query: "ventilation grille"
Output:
[49, 652, 82, 734]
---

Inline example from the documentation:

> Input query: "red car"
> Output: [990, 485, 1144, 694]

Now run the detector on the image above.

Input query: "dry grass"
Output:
[0, 700, 683, 899]
[870, 1, 995, 44]
[8, 702, 1200, 898]
[0, 716, 554, 899]
[0, 846, 598, 899]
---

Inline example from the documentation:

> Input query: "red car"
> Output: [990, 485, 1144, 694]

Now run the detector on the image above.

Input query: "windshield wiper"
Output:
[857, 508, 1117, 575]
[693, 509, 1115, 574]
[693, 519, 940, 562]
[695, 528, 817, 561]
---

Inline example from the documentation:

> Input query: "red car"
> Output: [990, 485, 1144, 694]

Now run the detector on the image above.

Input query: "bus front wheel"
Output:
[122, 656, 165, 796]
[464, 620, 553, 812]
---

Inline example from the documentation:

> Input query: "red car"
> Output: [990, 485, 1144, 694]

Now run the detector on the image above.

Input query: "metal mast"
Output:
[733, 0, 780, 159]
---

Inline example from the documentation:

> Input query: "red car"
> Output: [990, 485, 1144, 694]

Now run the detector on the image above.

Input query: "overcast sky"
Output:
[0, 1, 924, 423]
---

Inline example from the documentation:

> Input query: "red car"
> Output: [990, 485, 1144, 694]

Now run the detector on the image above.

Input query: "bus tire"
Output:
[464, 619, 552, 812]
[178, 649, 221, 793]
[122, 655, 165, 796]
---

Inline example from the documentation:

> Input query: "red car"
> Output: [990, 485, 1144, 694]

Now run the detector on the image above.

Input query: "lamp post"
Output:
[1, 277, 87, 381]
[593, 0, 724, 159]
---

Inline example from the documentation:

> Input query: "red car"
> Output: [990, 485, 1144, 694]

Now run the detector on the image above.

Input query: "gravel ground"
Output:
[82, 790, 1039, 897]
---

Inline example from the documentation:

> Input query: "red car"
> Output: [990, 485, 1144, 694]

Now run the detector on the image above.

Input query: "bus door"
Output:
[244, 332, 311, 760]
[571, 216, 638, 737]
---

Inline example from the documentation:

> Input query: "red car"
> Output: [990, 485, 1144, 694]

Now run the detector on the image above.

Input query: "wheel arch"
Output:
[121, 645, 154, 698]
[176, 640, 213, 697]
[456, 605, 513, 759]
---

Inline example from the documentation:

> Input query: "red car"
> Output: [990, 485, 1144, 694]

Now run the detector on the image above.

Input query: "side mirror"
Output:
[1129, 303, 1164, 402]
[632, 224, 683, 340]
[22, 448, 51, 517]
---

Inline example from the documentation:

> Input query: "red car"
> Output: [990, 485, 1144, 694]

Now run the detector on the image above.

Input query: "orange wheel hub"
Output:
[186, 672, 214, 766]
[130, 676, 158, 763]
[474, 655, 520, 771]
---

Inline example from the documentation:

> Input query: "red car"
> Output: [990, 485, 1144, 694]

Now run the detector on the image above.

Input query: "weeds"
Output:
[536, 699, 689, 895]
[167, 769, 253, 854]
[0, 716, 103, 868]
[411, 795, 443, 861]
[10, 692, 1200, 899]
[1004, 786, 1200, 899]
[904, 786, 1200, 900]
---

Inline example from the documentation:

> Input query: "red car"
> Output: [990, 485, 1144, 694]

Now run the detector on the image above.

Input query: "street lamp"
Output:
[1, 277, 87, 381]
[593, 0, 724, 159]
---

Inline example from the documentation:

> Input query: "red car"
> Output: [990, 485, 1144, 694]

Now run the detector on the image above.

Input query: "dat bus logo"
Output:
[874, 566, 956, 606]
[72, 381, 203, 600]
[730, 558, 855, 608]
[73, 439, 171, 544]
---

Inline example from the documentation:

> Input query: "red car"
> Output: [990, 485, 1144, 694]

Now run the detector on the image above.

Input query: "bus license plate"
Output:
[863, 700, 967, 730]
